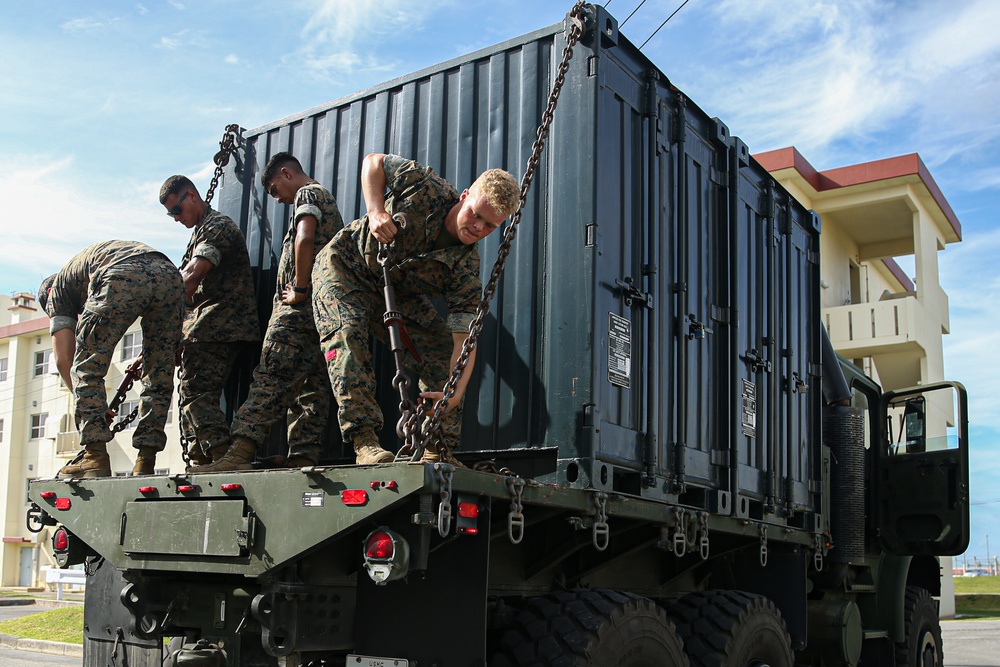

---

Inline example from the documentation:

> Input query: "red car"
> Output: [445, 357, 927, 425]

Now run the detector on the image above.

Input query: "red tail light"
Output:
[221, 483, 242, 491]
[55, 498, 71, 511]
[53, 527, 70, 552]
[458, 502, 479, 518]
[39, 491, 56, 500]
[139, 486, 157, 494]
[366, 531, 394, 559]
[177, 485, 196, 493]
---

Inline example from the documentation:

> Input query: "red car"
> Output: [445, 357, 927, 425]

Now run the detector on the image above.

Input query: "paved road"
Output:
[943, 619, 1000, 667]
[0, 646, 78, 666]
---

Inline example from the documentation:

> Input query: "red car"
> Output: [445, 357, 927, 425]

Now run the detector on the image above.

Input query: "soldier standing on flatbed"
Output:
[191, 152, 343, 472]
[311, 153, 519, 465]
[160, 175, 260, 466]
[38, 240, 185, 478]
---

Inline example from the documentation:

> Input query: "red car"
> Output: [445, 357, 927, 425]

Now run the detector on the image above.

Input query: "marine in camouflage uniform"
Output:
[39, 240, 185, 478]
[312, 153, 519, 464]
[160, 175, 260, 465]
[192, 152, 343, 472]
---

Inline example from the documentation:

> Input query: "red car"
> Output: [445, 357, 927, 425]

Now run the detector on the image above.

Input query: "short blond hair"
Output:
[469, 168, 520, 218]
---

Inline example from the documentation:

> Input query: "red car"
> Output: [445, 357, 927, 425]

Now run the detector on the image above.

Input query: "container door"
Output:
[877, 381, 970, 556]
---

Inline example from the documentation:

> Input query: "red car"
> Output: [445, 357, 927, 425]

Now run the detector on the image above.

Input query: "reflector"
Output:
[221, 483, 242, 491]
[39, 491, 56, 500]
[55, 498, 71, 511]
[341, 489, 369, 506]
[139, 486, 156, 494]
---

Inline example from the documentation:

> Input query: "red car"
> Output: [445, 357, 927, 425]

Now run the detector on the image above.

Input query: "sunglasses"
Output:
[166, 190, 190, 217]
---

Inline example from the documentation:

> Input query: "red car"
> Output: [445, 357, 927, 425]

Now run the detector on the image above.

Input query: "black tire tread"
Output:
[667, 589, 793, 667]
[894, 586, 943, 667]
[490, 589, 688, 667]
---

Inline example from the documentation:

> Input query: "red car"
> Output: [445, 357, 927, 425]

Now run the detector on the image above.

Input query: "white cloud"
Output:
[136, 4, 149, 16]
[168, 0, 185, 10]
[61, 17, 110, 33]
[224, 53, 239, 65]
[0, 155, 187, 295]
[294, 0, 441, 78]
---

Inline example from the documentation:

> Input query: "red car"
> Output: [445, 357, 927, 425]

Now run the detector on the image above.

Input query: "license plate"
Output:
[346, 655, 409, 667]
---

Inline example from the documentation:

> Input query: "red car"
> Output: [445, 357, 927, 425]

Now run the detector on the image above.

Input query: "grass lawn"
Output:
[0, 606, 83, 645]
[954, 575, 1000, 619]
[0, 590, 33, 598]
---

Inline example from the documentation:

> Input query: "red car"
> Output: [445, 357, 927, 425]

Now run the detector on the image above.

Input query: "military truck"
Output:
[27, 4, 969, 666]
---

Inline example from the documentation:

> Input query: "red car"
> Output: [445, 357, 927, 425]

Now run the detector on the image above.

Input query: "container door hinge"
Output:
[741, 349, 771, 373]
[808, 249, 820, 265]
[710, 305, 731, 325]
[709, 166, 728, 187]
[615, 277, 651, 309]
[643, 70, 660, 118]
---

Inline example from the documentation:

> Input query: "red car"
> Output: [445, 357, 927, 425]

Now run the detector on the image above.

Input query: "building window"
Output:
[30, 413, 48, 439]
[0, 358, 7, 381]
[0, 418, 4, 442]
[118, 400, 140, 429]
[121, 332, 143, 362]
[33, 350, 52, 377]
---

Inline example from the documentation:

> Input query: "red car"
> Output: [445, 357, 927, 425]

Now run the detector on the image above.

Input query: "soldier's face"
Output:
[164, 189, 197, 229]
[266, 172, 295, 205]
[453, 190, 505, 245]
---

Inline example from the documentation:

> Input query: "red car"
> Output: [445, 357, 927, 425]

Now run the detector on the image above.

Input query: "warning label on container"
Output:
[302, 491, 325, 508]
[741, 379, 757, 437]
[608, 313, 631, 388]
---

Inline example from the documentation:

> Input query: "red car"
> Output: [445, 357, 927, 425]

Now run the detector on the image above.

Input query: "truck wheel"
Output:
[490, 589, 688, 666]
[894, 587, 942, 667]
[668, 590, 793, 667]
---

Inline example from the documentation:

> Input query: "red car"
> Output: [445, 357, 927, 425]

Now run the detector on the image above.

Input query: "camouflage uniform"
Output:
[230, 182, 342, 462]
[312, 155, 481, 451]
[46, 240, 184, 453]
[178, 207, 260, 458]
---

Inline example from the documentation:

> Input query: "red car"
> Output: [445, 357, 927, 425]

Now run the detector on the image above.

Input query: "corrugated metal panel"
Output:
[216, 5, 822, 523]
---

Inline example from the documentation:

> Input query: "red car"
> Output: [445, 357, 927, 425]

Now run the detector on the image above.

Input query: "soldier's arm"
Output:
[51, 328, 76, 391]
[281, 216, 317, 305]
[362, 153, 397, 244]
[180, 258, 213, 300]
[419, 332, 477, 413]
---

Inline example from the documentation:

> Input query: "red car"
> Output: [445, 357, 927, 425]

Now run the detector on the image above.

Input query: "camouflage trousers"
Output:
[313, 277, 463, 451]
[178, 341, 243, 456]
[74, 255, 184, 452]
[229, 325, 330, 462]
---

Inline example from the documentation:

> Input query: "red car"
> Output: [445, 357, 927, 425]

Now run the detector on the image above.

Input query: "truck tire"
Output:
[894, 587, 942, 667]
[490, 589, 688, 666]
[668, 590, 793, 667]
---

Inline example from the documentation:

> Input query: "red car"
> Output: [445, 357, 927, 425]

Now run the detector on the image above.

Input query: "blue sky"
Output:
[2, 0, 998, 563]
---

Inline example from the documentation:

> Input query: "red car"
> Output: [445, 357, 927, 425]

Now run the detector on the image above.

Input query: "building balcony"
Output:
[824, 292, 940, 389]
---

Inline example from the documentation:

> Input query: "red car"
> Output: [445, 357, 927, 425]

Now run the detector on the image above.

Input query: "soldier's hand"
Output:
[281, 283, 308, 305]
[370, 210, 398, 244]
[419, 391, 460, 414]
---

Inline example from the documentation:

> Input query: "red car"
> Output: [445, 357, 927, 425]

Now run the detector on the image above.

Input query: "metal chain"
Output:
[204, 124, 242, 206]
[108, 358, 143, 434]
[410, 1, 588, 458]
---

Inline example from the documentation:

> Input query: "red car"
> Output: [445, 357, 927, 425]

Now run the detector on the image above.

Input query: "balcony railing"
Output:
[56, 431, 80, 455]
[824, 293, 928, 359]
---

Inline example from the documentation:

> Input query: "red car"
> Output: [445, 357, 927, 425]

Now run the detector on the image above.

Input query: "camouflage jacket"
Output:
[181, 207, 260, 343]
[46, 240, 169, 334]
[270, 182, 343, 334]
[333, 155, 481, 333]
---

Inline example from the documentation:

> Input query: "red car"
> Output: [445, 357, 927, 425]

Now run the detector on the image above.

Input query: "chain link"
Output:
[410, 2, 589, 458]
[108, 358, 143, 434]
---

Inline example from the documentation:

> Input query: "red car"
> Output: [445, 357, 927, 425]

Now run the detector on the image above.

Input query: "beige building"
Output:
[0, 292, 187, 587]
[757, 147, 962, 617]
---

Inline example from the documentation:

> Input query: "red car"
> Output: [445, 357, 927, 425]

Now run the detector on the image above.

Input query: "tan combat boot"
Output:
[131, 447, 157, 476]
[421, 442, 467, 468]
[186, 437, 256, 473]
[353, 436, 393, 465]
[58, 444, 112, 479]
[186, 442, 230, 467]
